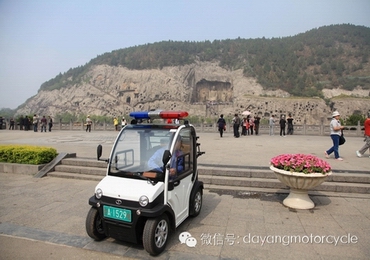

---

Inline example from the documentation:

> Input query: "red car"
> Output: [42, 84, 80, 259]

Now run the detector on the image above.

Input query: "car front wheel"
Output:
[143, 214, 170, 256]
[85, 207, 106, 240]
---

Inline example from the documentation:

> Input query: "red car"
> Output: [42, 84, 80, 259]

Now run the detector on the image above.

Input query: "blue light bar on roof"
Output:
[130, 110, 189, 120]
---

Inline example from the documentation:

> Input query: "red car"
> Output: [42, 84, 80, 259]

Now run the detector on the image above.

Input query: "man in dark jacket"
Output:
[279, 115, 287, 137]
[217, 114, 226, 137]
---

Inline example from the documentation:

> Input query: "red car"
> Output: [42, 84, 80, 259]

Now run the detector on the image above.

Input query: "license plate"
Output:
[103, 205, 132, 223]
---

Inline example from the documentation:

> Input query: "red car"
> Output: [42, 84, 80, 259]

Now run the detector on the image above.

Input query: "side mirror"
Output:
[97, 144, 102, 160]
[162, 150, 171, 165]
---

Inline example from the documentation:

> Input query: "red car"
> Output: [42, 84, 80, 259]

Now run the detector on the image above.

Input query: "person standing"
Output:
[40, 116, 47, 132]
[121, 117, 127, 127]
[287, 114, 294, 135]
[269, 115, 275, 136]
[279, 115, 286, 137]
[241, 117, 247, 136]
[254, 115, 261, 135]
[249, 116, 254, 135]
[19, 115, 24, 130]
[24, 116, 30, 131]
[48, 116, 53, 132]
[216, 114, 226, 138]
[232, 113, 241, 138]
[113, 117, 119, 131]
[325, 111, 345, 161]
[245, 116, 250, 135]
[86, 115, 92, 132]
[356, 111, 370, 158]
[9, 118, 15, 130]
[33, 114, 39, 132]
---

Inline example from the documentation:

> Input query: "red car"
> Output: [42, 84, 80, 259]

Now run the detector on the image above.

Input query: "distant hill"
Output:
[40, 24, 370, 97]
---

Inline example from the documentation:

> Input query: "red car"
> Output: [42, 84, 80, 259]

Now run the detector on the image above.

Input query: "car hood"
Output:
[96, 176, 164, 202]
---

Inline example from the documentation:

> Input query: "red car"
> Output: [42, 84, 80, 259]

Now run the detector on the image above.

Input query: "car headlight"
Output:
[139, 195, 149, 207]
[95, 188, 103, 199]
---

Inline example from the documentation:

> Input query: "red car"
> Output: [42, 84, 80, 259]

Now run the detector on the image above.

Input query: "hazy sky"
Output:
[1, 0, 369, 109]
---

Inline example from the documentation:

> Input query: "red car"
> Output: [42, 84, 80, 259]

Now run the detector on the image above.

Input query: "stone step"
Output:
[46, 158, 370, 194]
[54, 164, 106, 176]
[200, 175, 370, 194]
[198, 166, 370, 184]
[205, 184, 370, 199]
[60, 158, 107, 168]
[48, 171, 104, 182]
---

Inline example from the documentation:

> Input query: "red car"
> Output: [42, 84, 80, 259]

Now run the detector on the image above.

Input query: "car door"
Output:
[167, 128, 194, 226]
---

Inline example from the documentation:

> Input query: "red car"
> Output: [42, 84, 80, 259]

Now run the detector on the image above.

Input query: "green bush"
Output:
[0, 145, 58, 165]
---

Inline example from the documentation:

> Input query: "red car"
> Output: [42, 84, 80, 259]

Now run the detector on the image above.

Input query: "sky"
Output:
[0, 0, 369, 109]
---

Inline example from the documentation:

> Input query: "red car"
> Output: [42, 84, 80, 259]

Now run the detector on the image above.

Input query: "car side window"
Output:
[170, 129, 192, 181]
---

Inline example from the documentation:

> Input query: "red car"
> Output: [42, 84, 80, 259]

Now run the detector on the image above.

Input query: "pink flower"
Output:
[270, 154, 331, 174]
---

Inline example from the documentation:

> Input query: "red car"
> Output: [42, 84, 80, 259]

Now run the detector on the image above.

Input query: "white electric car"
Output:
[85, 110, 205, 255]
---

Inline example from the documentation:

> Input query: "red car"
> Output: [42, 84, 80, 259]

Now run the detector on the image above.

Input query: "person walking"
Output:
[232, 113, 241, 138]
[356, 111, 370, 158]
[216, 114, 226, 138]
[269, 115, 275, 136]
[325, 111, 345, 161]
[279, 115, 286, 137]
[85, 115, 92, 132]
[287, 114, 294, 135]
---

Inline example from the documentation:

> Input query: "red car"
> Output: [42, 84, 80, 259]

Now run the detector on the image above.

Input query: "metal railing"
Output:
[2, 119, 365, 137]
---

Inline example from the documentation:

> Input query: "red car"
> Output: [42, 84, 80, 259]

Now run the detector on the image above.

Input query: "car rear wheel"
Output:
[143, 214, 170, 256]
[190, 188, 202, 217]
[86, 207, 106, 240]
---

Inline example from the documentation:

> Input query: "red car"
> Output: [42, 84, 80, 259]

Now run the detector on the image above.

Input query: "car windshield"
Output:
[108, 125, 176, 180]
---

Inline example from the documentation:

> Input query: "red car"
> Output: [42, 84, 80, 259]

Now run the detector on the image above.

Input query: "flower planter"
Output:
[270, 165, 332, 209]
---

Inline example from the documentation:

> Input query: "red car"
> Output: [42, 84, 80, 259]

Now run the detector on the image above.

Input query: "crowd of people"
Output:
[0, 114, 53, 132]
[216, 110, 370, 161]
[216, 113, 272, 138]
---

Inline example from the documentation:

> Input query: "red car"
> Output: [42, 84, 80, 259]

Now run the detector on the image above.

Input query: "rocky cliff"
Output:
[16, 62, 369, 124]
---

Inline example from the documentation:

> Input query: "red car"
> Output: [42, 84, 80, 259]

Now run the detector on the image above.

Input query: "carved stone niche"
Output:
[192, 79, 233, 103]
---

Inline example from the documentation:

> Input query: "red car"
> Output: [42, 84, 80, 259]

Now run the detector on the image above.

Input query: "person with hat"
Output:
[325, 111, 345, 161]
[85, 115, 92, 132]
[356, 111, 370, 158]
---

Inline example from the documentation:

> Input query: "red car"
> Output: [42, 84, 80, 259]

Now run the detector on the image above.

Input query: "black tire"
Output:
[142, 214, 170, 256]
[85, 207, 106, 241]
[189, 188, 202, 217]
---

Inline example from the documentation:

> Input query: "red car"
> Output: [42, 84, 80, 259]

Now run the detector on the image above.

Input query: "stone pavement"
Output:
[0, 129, 369, 172]
[0, 129, 370, 259]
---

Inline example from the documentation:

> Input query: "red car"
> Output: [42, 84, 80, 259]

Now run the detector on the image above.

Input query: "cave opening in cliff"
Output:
[192, 79, 233, 104]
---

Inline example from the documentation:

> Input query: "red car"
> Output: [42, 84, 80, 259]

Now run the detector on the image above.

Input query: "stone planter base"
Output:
[0, 162, 45, 175]
[270, 165, 332, 209]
